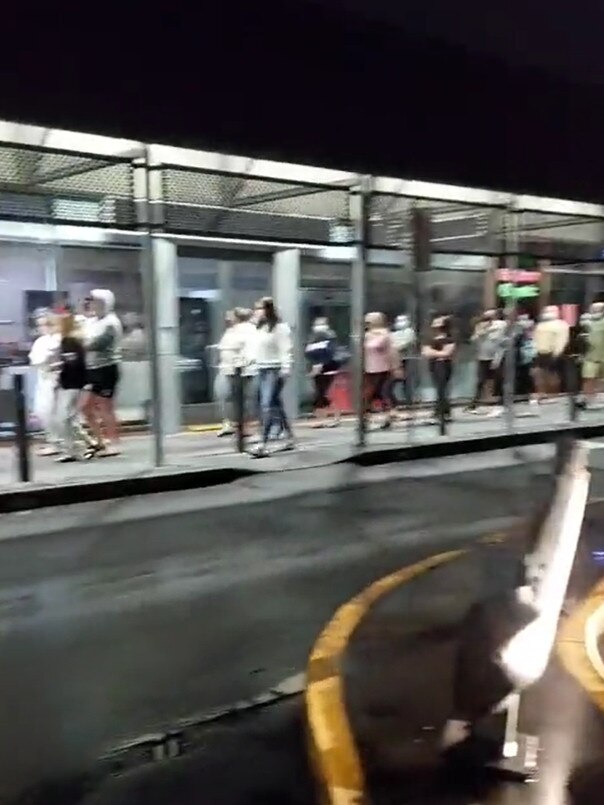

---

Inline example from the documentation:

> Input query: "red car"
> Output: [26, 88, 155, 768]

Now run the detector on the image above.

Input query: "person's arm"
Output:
[278, 323, 293, 375]
[422, 344, 439, 359]
[553, 322, 570, 357]
[86, 321, 115, 352]
[440, 341, 456, 360]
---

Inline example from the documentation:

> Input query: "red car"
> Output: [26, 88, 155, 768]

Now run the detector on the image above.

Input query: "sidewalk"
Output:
[342, 516, 604, 804]
[2, 398, 603, 511]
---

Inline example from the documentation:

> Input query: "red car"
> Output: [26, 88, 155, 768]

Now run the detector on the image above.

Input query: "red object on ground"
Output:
[329, 371, 353, 413]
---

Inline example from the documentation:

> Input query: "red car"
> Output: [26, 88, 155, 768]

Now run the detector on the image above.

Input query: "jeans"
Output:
[258, 368, 292, 443]
[214, 372, 231, 424]
[54, 388, 84, 456]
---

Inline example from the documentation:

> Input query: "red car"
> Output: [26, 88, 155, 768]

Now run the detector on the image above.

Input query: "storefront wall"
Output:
[1, 125, 604, 478]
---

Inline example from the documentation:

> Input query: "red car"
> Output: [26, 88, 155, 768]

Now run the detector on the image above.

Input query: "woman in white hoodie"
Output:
[251, 297, 294, 458]
[81, 289, 123, 457]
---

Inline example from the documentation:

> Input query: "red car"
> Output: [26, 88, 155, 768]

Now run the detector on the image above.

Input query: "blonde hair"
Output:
[58, 312, 81, 339]
[365, 311, 386, 330]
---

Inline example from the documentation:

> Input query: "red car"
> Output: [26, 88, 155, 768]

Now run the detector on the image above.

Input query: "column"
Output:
[350, 180, 370, 447]
[147, 237, 181, 445]
[272, 249, 301, 422]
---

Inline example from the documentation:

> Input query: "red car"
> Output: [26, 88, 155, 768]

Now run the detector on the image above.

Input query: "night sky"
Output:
[1, 2, 603, 200]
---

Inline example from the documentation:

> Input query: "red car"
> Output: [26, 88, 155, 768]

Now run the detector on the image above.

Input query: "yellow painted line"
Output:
[305, 548, 466, 805]
[557, 577, 604, 712]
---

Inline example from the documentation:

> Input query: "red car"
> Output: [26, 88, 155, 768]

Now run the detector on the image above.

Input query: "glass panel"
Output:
[516, 210, 604, 431]
[177, 255, 220, 408]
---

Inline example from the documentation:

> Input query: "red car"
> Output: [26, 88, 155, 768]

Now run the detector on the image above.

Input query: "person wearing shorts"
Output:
[82, 289, 123, 457]
[582, 302, 604, 406]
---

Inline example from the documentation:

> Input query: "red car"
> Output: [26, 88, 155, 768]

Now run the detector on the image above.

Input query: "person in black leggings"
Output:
[422, 315, 456, 423]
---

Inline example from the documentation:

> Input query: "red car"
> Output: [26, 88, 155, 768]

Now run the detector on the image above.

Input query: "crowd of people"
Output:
[29, 289, 123, 462]
[30, 292, 604, 464]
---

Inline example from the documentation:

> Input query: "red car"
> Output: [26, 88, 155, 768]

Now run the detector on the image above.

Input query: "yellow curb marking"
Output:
[557, 577, 604, 712]
[305, 549, 466, 805]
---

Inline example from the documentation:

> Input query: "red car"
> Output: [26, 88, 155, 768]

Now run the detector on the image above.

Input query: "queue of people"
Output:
[28, 289, 122, 462]
[214, 297, 295, 458]
[31, 293, 604, 465]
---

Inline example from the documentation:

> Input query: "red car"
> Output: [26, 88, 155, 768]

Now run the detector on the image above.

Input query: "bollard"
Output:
[14, 373, 30, 483]
[234, 367, 245, 454]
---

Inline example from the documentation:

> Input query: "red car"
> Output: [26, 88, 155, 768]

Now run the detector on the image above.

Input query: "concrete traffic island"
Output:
[306, 499, 604, 804]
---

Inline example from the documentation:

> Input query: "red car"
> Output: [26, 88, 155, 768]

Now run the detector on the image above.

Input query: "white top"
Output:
[254, 321, 293, 374]
[218, 322, 257, 377]
[29, 333, 60, 373]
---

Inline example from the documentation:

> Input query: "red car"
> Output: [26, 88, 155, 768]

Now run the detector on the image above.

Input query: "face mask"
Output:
[394, 316, 409, 330]
[541, 310, 556, 322]
[591, 311, 603, 321]
[313, 323, 328, 334]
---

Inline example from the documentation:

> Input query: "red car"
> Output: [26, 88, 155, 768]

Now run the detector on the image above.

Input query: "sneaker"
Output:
[487, 406, 503, 418]
[250, 444, 269, 458]
[281, 439, 296, 452]
[217, 425, 234, 437]
[83, 443, 103, 460]
[56, 455, 79, 464]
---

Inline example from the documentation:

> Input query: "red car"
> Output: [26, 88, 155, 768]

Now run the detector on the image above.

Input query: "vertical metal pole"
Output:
[14, 373, 30, 483]
[141, 149, 163, 466]
[234, 367, 245, 454]
[351, 178, 370, 448]
[503, 206, 519, 434]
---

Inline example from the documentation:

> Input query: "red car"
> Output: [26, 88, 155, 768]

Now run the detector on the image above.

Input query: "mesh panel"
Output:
[162, 168, 352, 244]
[0, 145, 135, 227]
[369, 193, 503, 253]
[518, 210, 604, 261]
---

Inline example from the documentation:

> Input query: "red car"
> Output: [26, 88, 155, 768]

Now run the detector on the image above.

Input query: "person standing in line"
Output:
[215, 311, 237, 437]
[363, 312, 397, 430]
[531, 305, 569, 408]
[305, 316, 341, 428]
[467, 309, 506, 417]
[250, 297, 294, 458]
[81, 289, 123, 458]
[223, 307, 258, 437]
[422, 315, 456, 424]
[52, 312, 89, 463]
[581, 302, 604, 408]
[28, 312, 61, 456]
[390, 314, 416, 417]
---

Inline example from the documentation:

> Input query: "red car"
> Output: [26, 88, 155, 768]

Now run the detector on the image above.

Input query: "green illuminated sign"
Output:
[497, 283, 539, 300]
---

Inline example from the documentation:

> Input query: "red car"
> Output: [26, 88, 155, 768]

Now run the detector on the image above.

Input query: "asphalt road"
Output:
[1, 445, 602, 803]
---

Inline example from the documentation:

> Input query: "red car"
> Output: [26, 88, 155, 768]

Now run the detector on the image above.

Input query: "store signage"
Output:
[497, 269, 541, 283]
[497, 283, 539, 300]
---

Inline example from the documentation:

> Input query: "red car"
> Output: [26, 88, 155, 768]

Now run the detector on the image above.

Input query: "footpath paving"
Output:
[338, 504, 604, 804]
[1, 399, 601, 510]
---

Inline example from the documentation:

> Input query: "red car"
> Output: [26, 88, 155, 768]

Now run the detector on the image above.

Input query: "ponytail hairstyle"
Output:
[257, 296, 280, 332]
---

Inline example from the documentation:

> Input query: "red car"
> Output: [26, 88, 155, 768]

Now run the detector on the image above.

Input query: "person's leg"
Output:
[214, 372, 233, 435]
[376, 372, 393, 428]
[57, 389, 82, 461]
[272, 375, 293, 441]
[470, 360, 488, 409]
[443, 362, 453, 418]
[260, 369, 278, 445]
[583, 360, 598, 405]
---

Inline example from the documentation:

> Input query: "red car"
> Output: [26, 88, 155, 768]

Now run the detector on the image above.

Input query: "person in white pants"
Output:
[29, 312, 60, 456]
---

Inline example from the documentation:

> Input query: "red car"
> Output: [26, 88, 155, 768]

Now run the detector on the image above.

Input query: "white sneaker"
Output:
[487, 406, 503, 418]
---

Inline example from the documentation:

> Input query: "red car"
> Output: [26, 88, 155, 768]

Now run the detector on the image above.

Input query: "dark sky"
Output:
[326, 0, 604, 85]
[1, 2, 603, 201]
